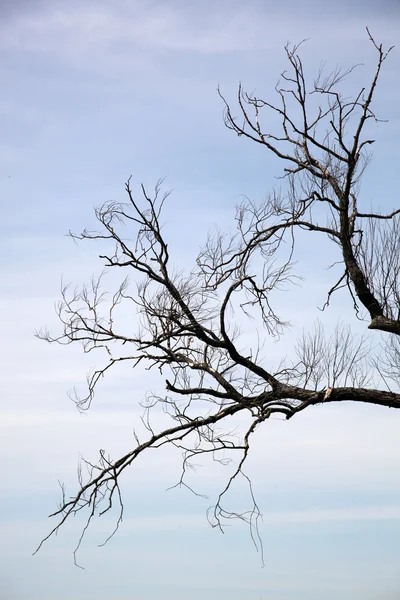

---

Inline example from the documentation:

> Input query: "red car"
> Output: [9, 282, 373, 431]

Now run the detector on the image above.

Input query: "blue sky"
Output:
[1, 1, 400, 599]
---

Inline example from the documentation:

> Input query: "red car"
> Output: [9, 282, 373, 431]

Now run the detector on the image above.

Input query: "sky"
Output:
[1, 1, 400, 598]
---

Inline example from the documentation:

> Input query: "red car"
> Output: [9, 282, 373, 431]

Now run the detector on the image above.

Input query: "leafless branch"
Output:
[36, 31, 399, 564]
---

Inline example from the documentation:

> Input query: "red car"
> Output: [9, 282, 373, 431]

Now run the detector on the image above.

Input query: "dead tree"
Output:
[36, 29, 399, 565]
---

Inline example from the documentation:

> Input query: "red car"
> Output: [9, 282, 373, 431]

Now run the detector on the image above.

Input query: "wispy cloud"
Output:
[101, 504, 400, 532]
[1, 0, 398, 72]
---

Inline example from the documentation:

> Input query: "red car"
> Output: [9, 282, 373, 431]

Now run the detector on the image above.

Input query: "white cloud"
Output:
[262, 504, 400, 525]
[96, 503, 400, 533]
[1, 0, 398, 73]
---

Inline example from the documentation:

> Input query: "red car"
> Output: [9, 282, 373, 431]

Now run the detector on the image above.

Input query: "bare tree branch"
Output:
[36, 30, 399, 564]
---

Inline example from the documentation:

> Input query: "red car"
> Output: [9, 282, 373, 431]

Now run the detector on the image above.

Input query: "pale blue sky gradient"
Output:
[1, 1, 400, 599]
